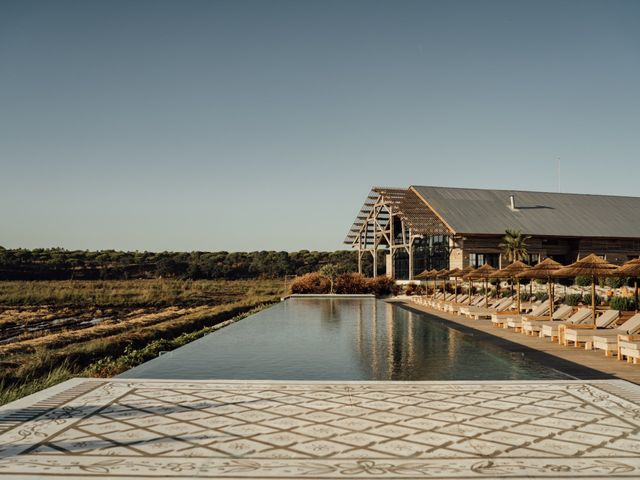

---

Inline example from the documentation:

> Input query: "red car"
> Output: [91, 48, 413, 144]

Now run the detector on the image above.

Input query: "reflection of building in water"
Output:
[352, 301, 460, 380]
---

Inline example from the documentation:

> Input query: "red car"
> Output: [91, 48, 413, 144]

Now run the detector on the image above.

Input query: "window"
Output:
[469, 253, 499, 268]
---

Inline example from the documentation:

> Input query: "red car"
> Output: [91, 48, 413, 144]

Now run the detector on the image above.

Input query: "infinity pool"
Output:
[120, 297, 568, 380]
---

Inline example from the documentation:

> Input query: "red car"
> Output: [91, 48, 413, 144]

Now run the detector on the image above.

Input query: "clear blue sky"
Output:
[1, 0, 639, 252]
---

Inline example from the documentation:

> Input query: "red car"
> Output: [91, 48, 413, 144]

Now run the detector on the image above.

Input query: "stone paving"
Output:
[2, 379, 640, 478]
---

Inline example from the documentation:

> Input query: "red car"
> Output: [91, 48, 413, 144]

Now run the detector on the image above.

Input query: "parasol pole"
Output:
[455, 276, 458, 303]
[516, 277, 521, 313]
[591, 275, 596, 328]
[547, 276, 553, 321]
[484, 278, 488, 308]
[635, 278, 638, 313]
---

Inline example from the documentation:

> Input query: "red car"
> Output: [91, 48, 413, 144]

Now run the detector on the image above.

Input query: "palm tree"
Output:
[499, 229, 531, 263]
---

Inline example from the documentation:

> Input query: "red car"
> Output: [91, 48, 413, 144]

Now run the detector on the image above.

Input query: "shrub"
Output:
[391, 284, 403, 296]
[367, 276, 395, 296]
[414, 284, 426, 295]
[290, 273, 330, 294]
[575, 276, 592, 287]
[610, 296, 636, 311]
[535, 292, 548, 302]
[605, 277, 626, 289]
[334, 273, 368, 294]
[583, 293, 602, 306]
[405, 283, 417, 296]
[564, 293, 582, 306]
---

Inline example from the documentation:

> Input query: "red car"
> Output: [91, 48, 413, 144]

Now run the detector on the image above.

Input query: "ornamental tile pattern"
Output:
[1, 379, 640, 478]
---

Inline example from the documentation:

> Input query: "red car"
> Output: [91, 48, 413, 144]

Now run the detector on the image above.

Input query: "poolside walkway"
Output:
[397, 299, 640, 385]
[3, 378, 640, 478]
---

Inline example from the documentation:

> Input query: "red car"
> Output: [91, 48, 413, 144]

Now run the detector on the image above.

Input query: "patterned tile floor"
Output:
[2, 379, 640, 478]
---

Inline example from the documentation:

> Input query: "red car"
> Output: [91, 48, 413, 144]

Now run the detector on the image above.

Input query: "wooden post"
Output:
[455, 277, 458, 303]
[548, 277, 553, 321]
[591, 276, 596, 328]
[373, 250, 377, 278]
[408, 239, 414, 281]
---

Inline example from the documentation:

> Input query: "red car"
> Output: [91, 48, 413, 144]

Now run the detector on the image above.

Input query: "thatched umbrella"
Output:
[415, 268, 439, 296]
[447, 268, 463, 303]
[517, 258, 563, 320]
[490, 261, 531, 313]
[414, 269, 431, 280]
[465, 264, 497, 308]
[615, 258, 640, 313]
[554, 254, 619, 326]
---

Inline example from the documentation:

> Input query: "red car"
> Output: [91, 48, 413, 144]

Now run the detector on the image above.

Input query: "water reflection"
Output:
[120, 298, 567, 381]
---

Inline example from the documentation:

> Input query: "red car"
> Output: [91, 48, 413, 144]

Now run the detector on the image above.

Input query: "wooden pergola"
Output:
[344, 188, 452, 279]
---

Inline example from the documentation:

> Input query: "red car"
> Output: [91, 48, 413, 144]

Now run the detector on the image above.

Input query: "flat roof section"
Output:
[2, 378, 640, 478]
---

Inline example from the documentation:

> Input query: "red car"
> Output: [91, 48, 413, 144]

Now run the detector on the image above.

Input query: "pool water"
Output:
[120, 298, 568, 381]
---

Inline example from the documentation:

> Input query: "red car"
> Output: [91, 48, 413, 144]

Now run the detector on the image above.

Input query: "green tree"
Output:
[499, 229, 531, 263]
[319, 264, 340, 294]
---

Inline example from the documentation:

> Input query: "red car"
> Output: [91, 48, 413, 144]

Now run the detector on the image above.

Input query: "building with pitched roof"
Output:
[345, 186, 640, 280]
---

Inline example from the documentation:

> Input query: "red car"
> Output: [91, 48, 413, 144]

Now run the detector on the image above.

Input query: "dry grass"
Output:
[0, 278, 284, 307]
[0, 279, 284, 405]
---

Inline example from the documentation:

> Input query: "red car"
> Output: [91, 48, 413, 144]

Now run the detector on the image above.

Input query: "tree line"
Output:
[0, 247, 374, 280]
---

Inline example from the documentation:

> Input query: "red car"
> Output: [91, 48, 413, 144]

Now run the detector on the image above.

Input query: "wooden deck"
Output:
[396, 299, 640, 385]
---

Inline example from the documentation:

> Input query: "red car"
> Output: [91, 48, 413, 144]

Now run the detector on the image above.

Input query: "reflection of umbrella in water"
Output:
[490, 261, 531, 313]
[615, 258, 640, 313]
[554, 254, 619, 327]
[464, 263, 497, 308]
[517, 258, 563, 321]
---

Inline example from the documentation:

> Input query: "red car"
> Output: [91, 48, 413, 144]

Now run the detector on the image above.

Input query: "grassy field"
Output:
[0, 279, 284, 405]
[0, 278, 283, 307]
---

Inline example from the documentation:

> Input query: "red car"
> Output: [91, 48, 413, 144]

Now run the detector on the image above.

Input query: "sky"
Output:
[1, 0, 639, 252]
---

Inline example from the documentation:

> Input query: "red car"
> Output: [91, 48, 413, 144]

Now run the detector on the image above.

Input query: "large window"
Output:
[390, 235, 450, 279]
[468, 253, 499, 268]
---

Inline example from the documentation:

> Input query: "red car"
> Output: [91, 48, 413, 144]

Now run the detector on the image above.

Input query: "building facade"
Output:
[345, 186, 640, 280]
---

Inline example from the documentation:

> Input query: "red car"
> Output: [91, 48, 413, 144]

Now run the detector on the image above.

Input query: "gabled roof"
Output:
[344, 187, 451, 244]
[411, 185, 640, 238]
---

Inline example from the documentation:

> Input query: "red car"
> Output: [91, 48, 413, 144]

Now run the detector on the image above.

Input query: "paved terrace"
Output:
[2, 378, 640, 479]
[397, 299, 640, 385]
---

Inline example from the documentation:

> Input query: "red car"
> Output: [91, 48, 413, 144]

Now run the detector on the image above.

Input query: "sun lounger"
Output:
[588, 314, 640, 354]
[520, 304, 574, 336]
[441, 295, 469, 312]
[464, 297, 515, 320]
[540, 308, 592, 342]
[493, 300, 550, 329]
[562, 310, 623, 347]
[617, 333, 640, 363]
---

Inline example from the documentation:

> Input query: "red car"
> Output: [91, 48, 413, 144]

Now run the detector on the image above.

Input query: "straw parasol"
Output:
[465, 263, 497, 308]
[614, 258, 640, 313]
[554, 253, 619, 327]
[490, 261, 531, 313]
[414, 269, 432, 280]
[517, 258, 563, 321]
[415, 268, 439, 296]
[447, 268, 463, 303]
